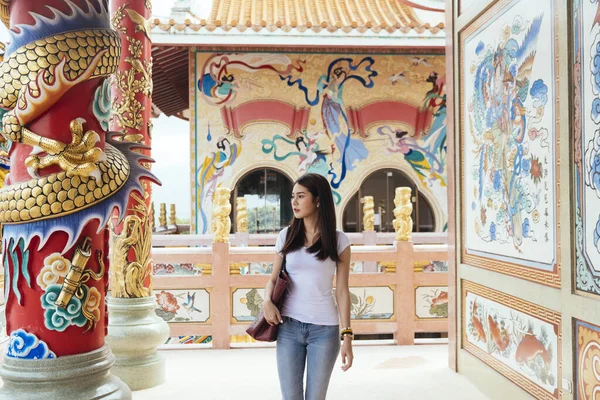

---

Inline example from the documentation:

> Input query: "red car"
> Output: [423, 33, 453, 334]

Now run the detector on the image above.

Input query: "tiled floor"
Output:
[134, 344, 489, 399]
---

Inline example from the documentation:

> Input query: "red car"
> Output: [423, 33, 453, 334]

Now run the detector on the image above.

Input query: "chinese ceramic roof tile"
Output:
[151, 0, 445, 35]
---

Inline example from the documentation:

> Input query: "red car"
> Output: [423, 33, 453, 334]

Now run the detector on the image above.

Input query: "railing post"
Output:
[394, 187, 415, 345]
[212, 241, 231, 349]
[212, 187, 232, 349]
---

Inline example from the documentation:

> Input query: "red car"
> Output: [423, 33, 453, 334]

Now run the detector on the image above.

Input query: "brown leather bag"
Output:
[246, 257, 290, 342]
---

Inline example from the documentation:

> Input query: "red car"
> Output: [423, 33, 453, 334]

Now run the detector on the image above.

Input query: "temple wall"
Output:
[190, 50, 448, 234]
[450, 0, 600, 399]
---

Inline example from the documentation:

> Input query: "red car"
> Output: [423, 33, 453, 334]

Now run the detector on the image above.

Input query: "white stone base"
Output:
[106, 295, 170, 391]
[0, 344, 131, 399]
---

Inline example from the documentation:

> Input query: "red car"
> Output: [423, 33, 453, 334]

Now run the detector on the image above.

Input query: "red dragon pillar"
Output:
[106, 0, 169, 391]
[0, 0, 157, 398]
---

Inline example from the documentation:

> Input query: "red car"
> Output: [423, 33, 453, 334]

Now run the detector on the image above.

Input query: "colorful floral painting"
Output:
[463, 281, 560, 399]
[232, 288, 265, 322]
[153, 263, 203, 276]
[164, 335, 212, 345]
[154, 289, 209, 323]
[462, 0, 558, 282]
[414, 260, 448, 272]
[415, 286, 448, 319]
[240, 263, 273, 275]
[573, 0, 600, 296]
[193, 52, 448, 234]
[348, 287, 394, 320]
[575, 319, 600, 400]
[232, 286, 394, 321]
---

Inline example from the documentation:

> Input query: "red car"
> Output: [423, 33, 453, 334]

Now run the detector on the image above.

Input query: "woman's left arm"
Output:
[336, 245, 353, 371]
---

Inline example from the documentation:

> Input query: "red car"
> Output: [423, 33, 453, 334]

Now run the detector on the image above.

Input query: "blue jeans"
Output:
[276, 317, 340, 400]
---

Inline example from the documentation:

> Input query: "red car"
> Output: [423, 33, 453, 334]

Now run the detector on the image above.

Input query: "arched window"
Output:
[342, 169, 435, 233]
[232, 168, 293, 233]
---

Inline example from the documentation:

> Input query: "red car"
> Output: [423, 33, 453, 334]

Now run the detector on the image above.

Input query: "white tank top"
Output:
[275, 227, 351, 326]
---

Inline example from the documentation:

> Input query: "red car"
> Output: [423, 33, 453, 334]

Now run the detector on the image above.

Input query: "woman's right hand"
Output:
[263, 299, 282, 326]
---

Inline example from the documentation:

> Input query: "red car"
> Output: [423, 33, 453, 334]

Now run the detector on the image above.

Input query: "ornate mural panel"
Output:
[414, 260, 448, 272]
[153, 263, 204, 275]
[415, 286, 448, 319]
[192, 51, 448, 234]
[573, 0, 600, 296]
[232, 286, 394, 322]
[154, 289, 210, 323]
[164, 335, 212, 345]
[575, 319, 600, 399]
[462, 281, 561, 399]
[460, 0, 560, 287]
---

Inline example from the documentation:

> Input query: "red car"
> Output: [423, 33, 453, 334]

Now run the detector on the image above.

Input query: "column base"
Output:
[106, 295, 170, 391]
[0, 344, 131, 400]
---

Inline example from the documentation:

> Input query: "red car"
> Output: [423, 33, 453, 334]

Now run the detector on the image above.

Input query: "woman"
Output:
[263, 173, 353, 400]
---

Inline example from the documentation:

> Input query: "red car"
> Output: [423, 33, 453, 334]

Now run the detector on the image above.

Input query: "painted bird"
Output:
[125, 8, 152, 41]
[182, 292, 202, 313]
[388, 71, 409, 86]
[409, 57, 432, 67]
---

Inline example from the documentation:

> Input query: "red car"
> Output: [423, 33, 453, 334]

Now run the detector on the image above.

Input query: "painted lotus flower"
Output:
[156, 290, 180, 313]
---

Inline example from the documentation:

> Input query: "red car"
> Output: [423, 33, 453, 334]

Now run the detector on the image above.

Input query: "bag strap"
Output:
[281, 253, 287, 274]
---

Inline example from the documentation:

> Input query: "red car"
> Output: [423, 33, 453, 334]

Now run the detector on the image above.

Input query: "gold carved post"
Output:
[159, 203, 167, 228]
[168, 204, 176, 226]
[393, 188, 413, 241]
[236, 197, 248, 233]
[212, 187, 232, 243]
[150, 201, 155, 232]
[362, 196, 375, 232]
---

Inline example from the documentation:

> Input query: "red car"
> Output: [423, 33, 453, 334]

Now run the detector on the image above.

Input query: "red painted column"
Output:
[109, 0, 154, 298]
[0, 0, 120, 358]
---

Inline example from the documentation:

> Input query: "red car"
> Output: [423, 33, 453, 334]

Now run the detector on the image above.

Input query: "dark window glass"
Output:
[233, 169, 293, 233]
[342, 169, 436, 232]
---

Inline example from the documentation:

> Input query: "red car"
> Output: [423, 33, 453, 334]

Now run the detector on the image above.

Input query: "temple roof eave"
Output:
[150, 27, 445, 47]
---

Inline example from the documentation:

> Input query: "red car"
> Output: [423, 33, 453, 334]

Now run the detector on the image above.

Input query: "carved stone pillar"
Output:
[107, 0, 169, 391]
[0, 0, 138, 398]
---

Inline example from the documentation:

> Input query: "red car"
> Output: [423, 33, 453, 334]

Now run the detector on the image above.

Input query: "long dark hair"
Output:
[280, 173, 340, 262]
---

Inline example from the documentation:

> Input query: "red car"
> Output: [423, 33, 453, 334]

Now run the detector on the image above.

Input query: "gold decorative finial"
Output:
[212, 187, 231, 243]
[159, 203, 167, 227]
[393, 187, 413, 241]
[169, 204, 176, 226]
[236, 197, 248, 232]
[362, 196, 375, 232]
